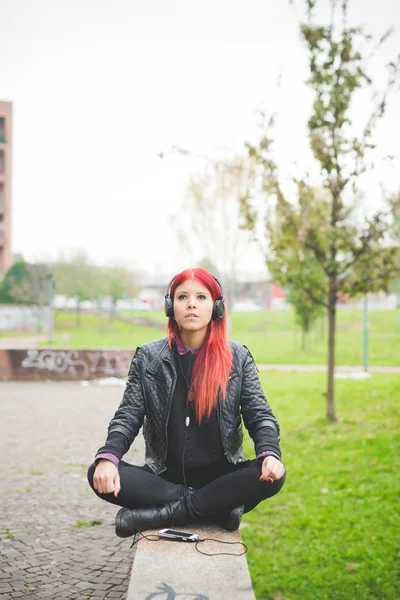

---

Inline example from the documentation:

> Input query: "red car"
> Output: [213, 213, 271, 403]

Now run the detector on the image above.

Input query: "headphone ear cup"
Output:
[164, 275, 177, 319]
[165, 297, 174, 318]
[212, 299, 225, 321]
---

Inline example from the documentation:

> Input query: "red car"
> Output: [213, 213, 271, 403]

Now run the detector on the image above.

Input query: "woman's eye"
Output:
[198, 295, 206, 300]
[177, 294, 187, 300]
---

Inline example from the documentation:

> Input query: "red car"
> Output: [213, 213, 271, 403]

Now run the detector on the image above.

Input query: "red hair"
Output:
[167, 268, 232, 423]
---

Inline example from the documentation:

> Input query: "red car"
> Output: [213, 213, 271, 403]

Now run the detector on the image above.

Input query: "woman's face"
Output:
[173, 278, 214, 338]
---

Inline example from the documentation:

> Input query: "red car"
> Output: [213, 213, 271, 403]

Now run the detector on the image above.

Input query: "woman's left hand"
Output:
[260, 456, 285, 483]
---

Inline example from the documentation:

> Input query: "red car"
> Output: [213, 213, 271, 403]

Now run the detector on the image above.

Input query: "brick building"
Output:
[0, 101, 12, 280]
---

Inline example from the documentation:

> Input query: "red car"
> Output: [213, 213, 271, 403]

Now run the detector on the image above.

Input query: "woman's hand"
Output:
[260, 456, 285, 483]
[93, 459, 121, 497]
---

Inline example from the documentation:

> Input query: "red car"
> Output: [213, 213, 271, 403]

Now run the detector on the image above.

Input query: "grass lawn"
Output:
[231, 308, 400, 366]
[42, 311, 167, 349]
[0, 331, 41, 338]
[242, 372, 400, 600]
[35, 309, 400, 367]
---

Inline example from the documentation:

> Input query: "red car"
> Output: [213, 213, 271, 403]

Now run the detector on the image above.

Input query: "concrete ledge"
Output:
[127, 524, 255, 599]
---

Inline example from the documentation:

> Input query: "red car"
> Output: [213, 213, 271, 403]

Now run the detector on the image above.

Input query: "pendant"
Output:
[187, 389, 193, 402]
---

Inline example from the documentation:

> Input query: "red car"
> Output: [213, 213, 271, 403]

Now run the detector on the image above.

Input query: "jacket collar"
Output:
[146, 339, 175, 376]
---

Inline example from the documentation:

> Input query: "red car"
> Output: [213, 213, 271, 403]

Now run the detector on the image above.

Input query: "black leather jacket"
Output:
[107, 338, 281, 475]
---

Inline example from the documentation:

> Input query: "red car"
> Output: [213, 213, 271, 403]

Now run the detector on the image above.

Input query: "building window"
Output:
[0, 118, 5, 143]
[0, 150, 4, 173]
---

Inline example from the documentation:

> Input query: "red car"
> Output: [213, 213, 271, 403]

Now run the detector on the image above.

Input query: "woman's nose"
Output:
[187, 296, 197, 308]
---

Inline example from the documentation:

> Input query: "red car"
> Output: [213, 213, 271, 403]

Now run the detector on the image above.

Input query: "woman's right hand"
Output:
[93, 459, 121, 497]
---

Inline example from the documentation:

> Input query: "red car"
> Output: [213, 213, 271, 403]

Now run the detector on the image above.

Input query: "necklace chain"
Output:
[178, 353, 194, 402]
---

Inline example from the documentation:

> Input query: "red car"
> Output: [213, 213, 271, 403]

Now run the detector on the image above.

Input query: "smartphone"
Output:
[158, 528, 199, 542]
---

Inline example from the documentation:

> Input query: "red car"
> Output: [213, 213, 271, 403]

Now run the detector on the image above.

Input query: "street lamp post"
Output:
[363, 293, 368, 372]
[47, 273, 54, 345]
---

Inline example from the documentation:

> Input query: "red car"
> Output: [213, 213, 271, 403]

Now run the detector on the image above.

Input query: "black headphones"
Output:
[164, 274, 225, 321]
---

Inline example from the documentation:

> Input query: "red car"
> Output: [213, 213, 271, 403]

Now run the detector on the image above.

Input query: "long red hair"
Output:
[167, 268, 232, 423]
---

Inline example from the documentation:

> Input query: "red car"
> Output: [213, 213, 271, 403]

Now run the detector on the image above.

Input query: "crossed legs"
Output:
[87, 459, 286, 517]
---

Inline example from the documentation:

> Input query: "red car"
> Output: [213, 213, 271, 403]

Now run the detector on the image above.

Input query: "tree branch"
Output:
[299, 283, 329, 309]
[304, 241, 331, 276]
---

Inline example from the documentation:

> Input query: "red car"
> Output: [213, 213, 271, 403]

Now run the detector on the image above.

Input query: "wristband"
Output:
[95, 452, 120, 468]
[256, 450, 281, 463]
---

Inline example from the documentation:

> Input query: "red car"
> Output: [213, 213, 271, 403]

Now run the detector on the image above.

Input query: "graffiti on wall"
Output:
[17, 349, 133, 379]
[22, 350, 90, 376]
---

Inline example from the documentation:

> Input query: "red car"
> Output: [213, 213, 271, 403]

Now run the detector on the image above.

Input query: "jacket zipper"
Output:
[163, 359, 176, 462]
[217, 386, 228, 458]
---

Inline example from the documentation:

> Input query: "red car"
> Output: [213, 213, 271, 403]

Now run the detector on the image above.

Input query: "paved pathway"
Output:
[0, 381, 145, 600]
[257, 364, 400, 373]
[0, 337, 47, 349]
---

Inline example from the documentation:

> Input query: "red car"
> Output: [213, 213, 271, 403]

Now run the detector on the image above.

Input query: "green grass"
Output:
[0, 330, 40, 338]
[43, 311, 166, 349]
[70, 520, 102, 529]
[242, 372, 400, 600]
[34, 308, 400, 367]
[231, 308, 400, 366]
[120, 309, 167, 323]
[0, 529, 15, 541]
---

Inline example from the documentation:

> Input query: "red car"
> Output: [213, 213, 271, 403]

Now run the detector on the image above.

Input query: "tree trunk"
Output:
[326, 281, 337, 421]
[320, 314, 325, 341]
[302, 320, 310, 351]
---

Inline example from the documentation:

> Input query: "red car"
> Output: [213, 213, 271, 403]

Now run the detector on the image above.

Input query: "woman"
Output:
[87, 268, 285, 537]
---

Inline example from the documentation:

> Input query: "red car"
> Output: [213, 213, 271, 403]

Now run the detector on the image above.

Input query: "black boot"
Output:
[215, 505, 244, 532]
[115, 491, 202, 538]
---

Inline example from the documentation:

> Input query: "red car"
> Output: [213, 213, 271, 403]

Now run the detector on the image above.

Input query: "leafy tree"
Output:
[0, 260, 49, 305]
[52, 253, 141, 324]
[52, 250, 104, 327]
[264, 181, 327, 349]
[171, 154, 258, 316]
[102, 264, 136, 319]
[197, 256, 220, 277]
[286, 281, 325, 352]
[244, 0, 400, 420]
[124, 269, 141, 304]
[0, 260, 27, 303]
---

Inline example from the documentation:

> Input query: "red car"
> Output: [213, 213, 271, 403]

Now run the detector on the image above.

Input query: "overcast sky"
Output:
[1, 0, 399, 278]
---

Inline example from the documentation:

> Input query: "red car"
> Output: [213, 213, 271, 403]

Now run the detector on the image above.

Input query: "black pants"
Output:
[87, 458, 286, 517]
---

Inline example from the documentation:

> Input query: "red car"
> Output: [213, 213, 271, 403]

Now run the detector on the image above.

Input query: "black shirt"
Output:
[165, 347, 226, 472]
